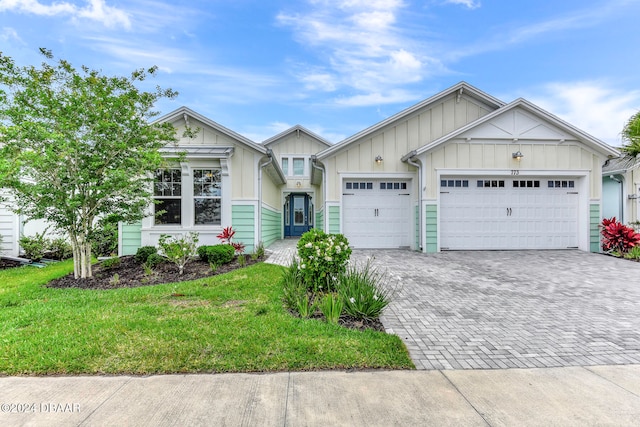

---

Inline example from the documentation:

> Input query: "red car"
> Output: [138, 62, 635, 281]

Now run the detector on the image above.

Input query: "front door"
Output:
[284, 194, 312, 237]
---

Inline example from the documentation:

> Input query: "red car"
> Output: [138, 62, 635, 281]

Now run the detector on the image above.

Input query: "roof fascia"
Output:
[411, 98, 620, 158]
[317, 81, 505, 160]
[154, 106, 267, 155]
[262, 125, 333, 148]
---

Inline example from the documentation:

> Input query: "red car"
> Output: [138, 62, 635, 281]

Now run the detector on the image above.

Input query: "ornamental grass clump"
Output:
[296, 229, 351, 292]
[339, 258, 393, 321]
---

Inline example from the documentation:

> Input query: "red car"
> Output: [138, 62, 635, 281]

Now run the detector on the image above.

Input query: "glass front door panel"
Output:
[294, 196, 305, 225]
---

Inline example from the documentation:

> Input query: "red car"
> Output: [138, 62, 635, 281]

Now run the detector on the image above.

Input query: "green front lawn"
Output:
[0, 261, 413, 375]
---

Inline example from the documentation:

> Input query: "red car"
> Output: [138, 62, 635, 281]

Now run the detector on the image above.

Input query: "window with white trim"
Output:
[193, 169, 221, 225]
[154, 169, 182, 224]
[293, 158, 305, 176]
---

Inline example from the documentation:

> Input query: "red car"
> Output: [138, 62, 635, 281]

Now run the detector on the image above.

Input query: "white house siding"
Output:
[417, 106, 609, 252]
[323, 93, 495, 202]
[139, 112, 265, 251]
[0, 199, 17, 256]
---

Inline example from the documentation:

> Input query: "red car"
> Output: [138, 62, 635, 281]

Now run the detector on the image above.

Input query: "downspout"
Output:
[404, 151, 423, 251]
[258, 149, 275, 246]
[311, 155, 327, 232]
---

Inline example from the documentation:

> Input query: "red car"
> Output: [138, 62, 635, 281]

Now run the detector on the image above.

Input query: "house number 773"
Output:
[511, 170, 520, 175]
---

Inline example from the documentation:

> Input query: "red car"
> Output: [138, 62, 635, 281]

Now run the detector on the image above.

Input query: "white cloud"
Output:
[335, 89, 419, 107]
[525, 81, 640, 146]
[444, 0, 481, 9]
[1, 26, 24, 43]
[300, 72, 338, 92]
[448, 1, 627, 61]
[277, 0, 442, 106]
[0, 0, 130, 29]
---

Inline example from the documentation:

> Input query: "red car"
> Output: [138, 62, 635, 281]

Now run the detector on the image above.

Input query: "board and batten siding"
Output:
[173, 119, 260, 201]
[323, 94, 493, 202]
[423, 142, 602, 200]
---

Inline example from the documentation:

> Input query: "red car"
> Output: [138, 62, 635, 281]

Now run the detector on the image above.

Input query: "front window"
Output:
[154, 169, 182, 224]
[281, 158, 289, 176]
[193, 168, 221, 225]
[293, 158, 304, 176]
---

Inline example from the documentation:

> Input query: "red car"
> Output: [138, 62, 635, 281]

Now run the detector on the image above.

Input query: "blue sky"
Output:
[1, 0, 639, 146]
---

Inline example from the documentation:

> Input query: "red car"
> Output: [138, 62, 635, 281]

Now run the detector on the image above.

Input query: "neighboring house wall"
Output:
[0, 197, 17, 256]
[602, 175, 624, 221]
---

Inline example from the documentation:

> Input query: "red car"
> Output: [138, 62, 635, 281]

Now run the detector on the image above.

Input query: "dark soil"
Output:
[0, 258, 22, 270]
[46, 255, 261, 290]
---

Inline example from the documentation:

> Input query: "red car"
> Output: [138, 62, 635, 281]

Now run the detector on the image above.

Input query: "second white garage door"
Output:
[440, 177, 579, 250]
[343, 179, 412, 248]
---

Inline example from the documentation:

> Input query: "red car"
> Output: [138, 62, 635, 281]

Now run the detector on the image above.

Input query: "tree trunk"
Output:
[69, 232, 93, 279]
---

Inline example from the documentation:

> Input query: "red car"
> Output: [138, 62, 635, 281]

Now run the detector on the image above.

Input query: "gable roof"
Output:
[262, 125, 333, 148]
[155, 106, 267, 155]
[316, 81, 505, 160]
[405, 98, 619, 159]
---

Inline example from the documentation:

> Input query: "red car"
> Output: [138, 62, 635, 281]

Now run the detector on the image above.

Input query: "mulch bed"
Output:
[0, 259, 23, 270]
[46, 255, 261, 290]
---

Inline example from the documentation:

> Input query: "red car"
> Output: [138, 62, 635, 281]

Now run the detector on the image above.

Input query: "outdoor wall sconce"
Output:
[375, 155, 383, 164]
[512, 151, 524, 161]
[296, 181, 302, 188]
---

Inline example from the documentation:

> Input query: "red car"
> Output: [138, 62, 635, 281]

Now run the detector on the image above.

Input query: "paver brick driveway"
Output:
[351, 250, 640, 370]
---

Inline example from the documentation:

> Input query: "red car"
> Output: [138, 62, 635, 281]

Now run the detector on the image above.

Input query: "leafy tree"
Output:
[621, 111, 640, 156]
[0, 49, 178, 279]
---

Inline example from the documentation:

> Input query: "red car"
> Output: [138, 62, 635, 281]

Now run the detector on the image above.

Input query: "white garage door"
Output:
[343, 179, 412, 248]
[440, 177, 579, 250]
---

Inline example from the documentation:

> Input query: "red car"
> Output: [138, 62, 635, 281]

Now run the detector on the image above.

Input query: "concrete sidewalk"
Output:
[1, 365, 639, 426]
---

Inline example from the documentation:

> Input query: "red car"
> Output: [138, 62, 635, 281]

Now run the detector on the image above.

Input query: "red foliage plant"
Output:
[216, 226, 245, 254]
[600, 217, 640, 253]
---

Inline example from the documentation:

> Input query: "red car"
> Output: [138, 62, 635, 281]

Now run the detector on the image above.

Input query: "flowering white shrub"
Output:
[158, 232, 199, 275]
[296, 228, 351, 292]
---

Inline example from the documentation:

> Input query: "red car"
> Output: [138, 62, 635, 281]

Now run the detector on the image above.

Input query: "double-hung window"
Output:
[154, 169, 182, 224]
[193, 168, 221, 225]
[293, 158, 305, 176]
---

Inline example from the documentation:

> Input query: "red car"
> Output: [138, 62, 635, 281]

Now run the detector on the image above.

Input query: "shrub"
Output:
[145, 253, 165, 268]
[197, 244, 235, 265]
[101, 257, 121, 269]
[601, 217, 640, 254]
[296, 229, 352, 292]
[158, 232, 199, 275]
[19, 232, 48, 261]
[90, 221, 118, 257]
[135, 246, 158, 264]
[47, 237, 73, 260]
[339, 259, 393, 321]
[319, 293, 343, 324]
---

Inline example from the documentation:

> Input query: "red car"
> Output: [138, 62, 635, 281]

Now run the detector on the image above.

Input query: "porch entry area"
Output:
[284, 193, 313, 237]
